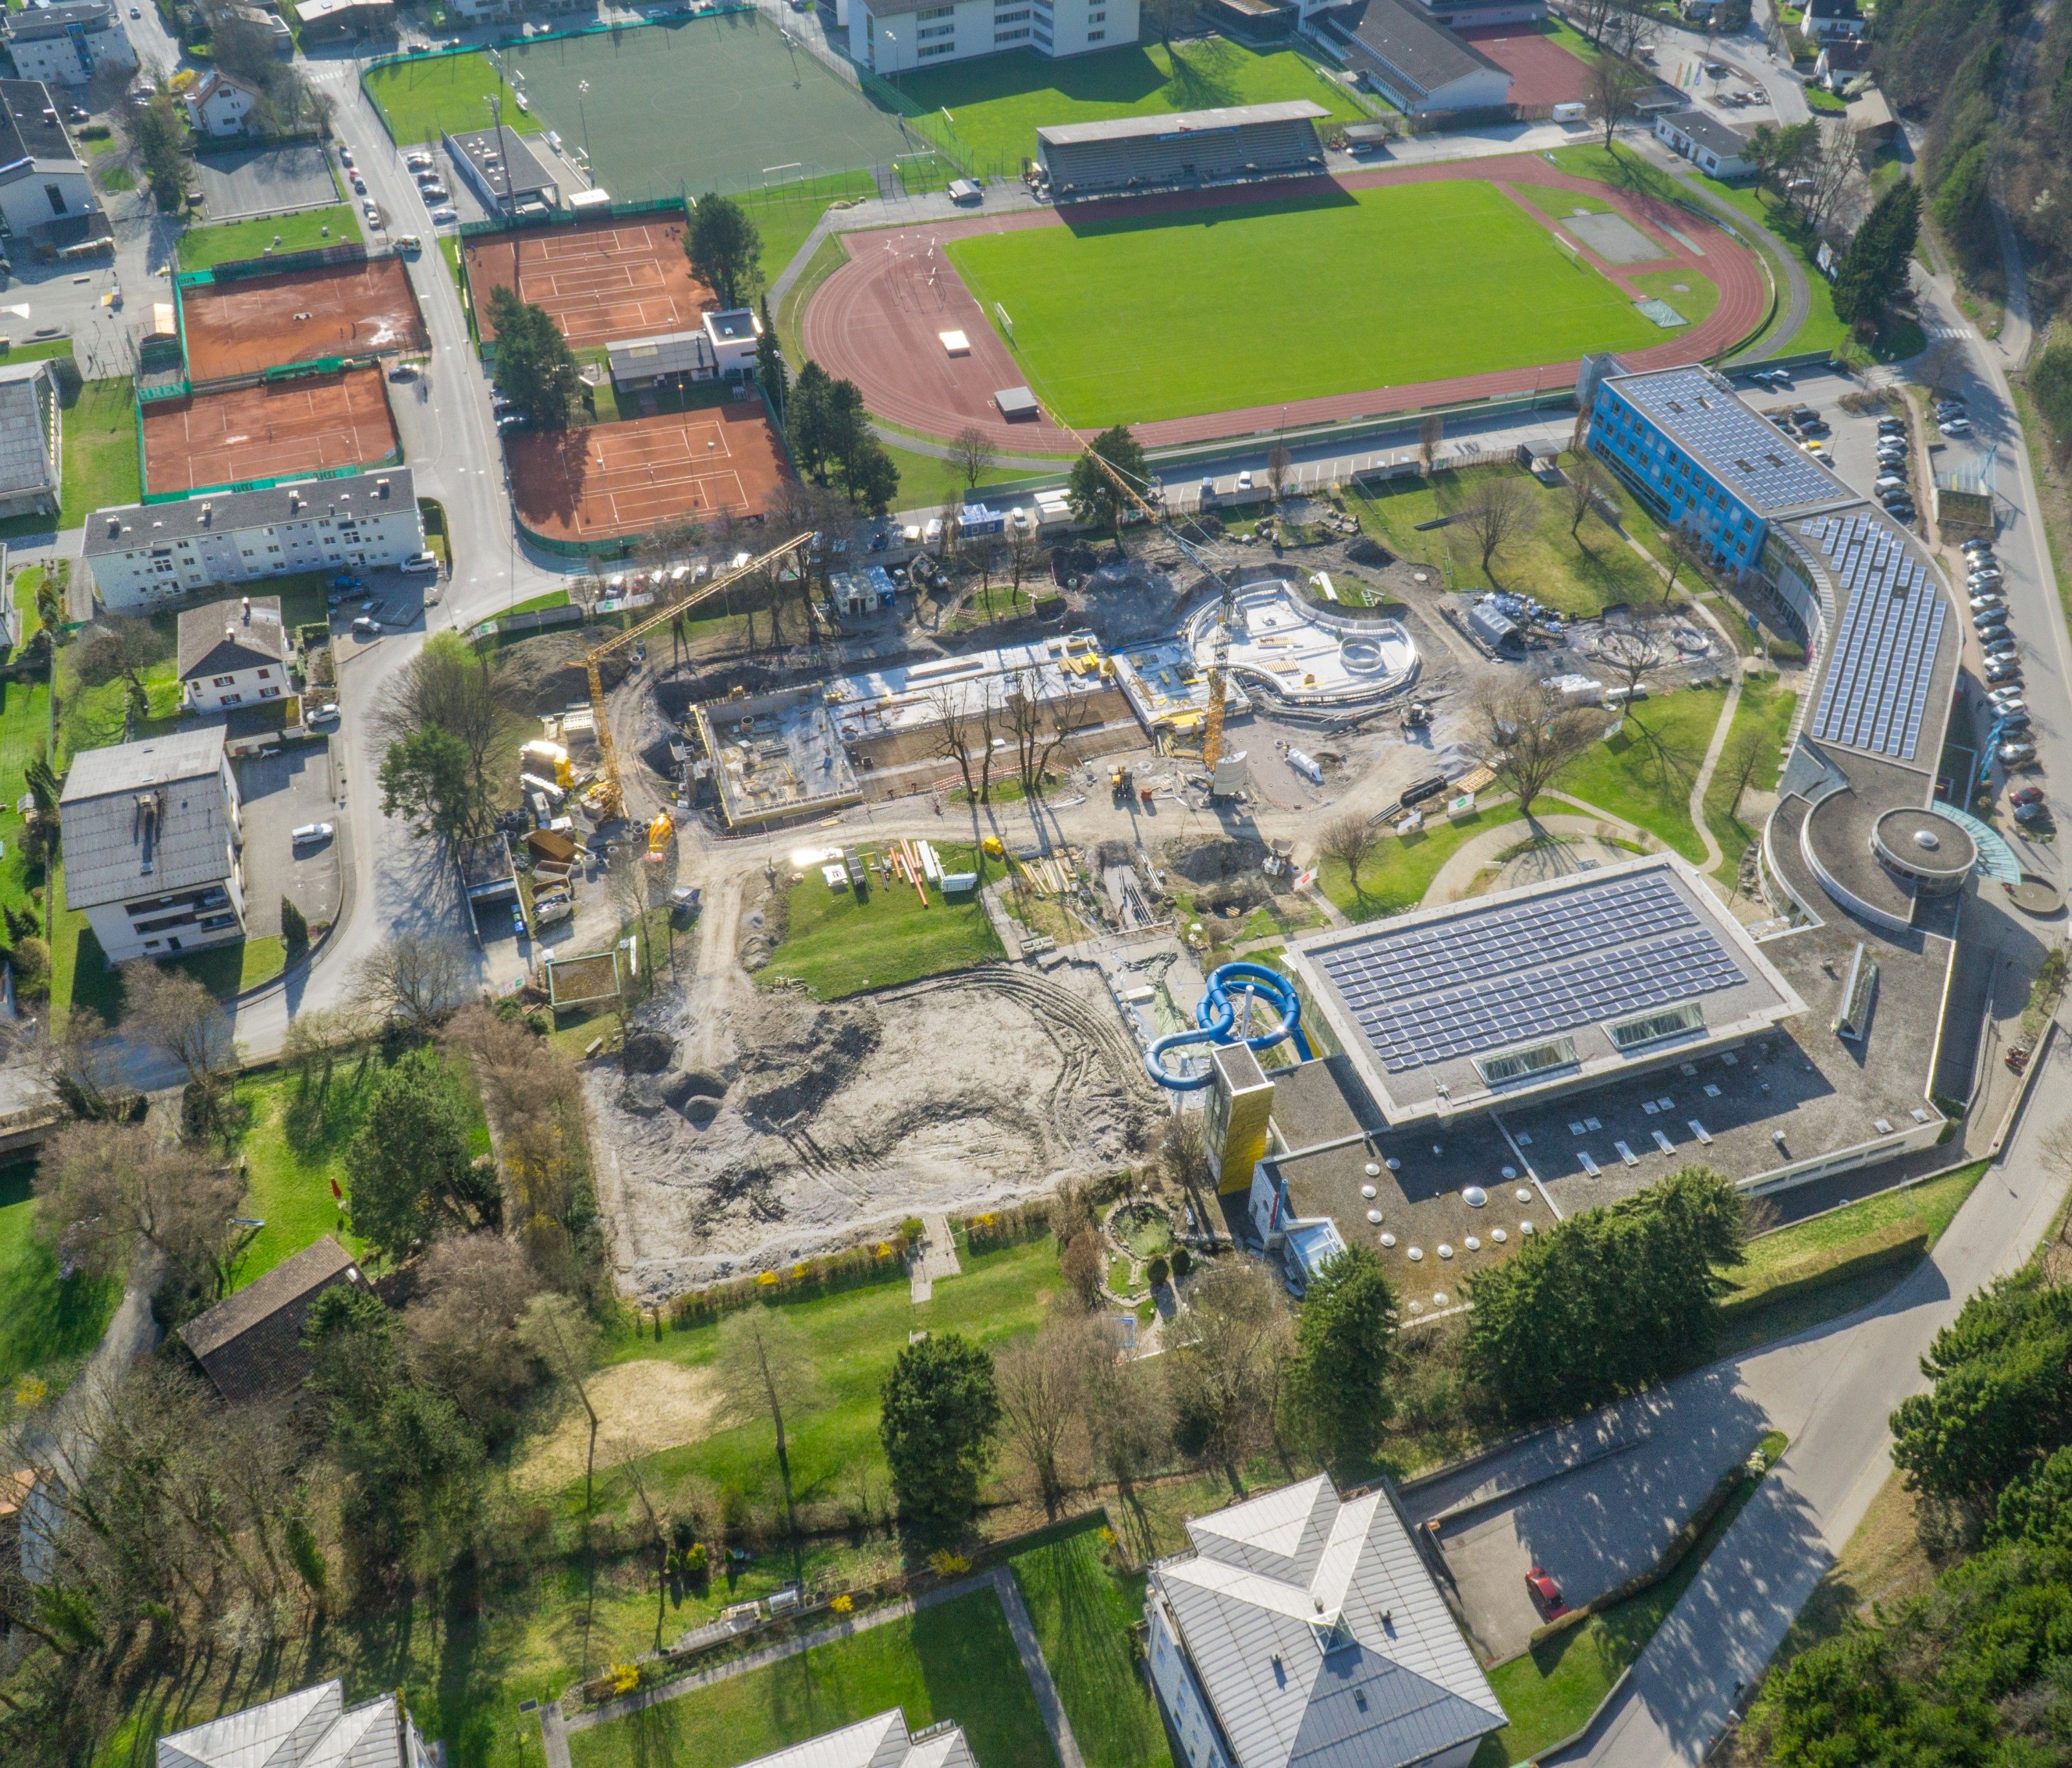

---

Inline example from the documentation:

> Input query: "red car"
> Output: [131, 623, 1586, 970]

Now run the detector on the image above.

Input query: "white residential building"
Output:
[182, 69, 262, 138]
[155, 1679, 434, 1768]
[1146, 1476, 1507, 1768]
[0, 77, 95, 235]
[1, 1, 138, 87]
[58, 726, 246, 964]
[177, 595, 289, 711]
[83, 469, 425, 610]
[851, 0, 1135, 74]
[1652, 108, 1755, 178]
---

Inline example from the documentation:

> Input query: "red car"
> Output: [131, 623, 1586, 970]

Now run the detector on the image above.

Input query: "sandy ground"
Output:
[587, 882, 1162, 1297]
[515, 1359, 721, 1494]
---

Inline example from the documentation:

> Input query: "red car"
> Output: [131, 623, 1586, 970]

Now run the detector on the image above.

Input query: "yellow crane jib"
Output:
[581, 533, 811, 824]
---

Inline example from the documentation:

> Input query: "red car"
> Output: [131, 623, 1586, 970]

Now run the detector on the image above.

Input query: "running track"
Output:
[801, 154, 1768, 452]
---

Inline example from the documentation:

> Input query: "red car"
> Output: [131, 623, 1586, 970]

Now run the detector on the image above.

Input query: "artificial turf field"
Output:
[896, 38, 1371, 173]
[364, 50, 546, 146]
[944, 180, 1669, 429]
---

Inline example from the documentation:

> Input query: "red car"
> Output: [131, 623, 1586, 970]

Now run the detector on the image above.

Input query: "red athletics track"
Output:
[800, 154, 1768, 453]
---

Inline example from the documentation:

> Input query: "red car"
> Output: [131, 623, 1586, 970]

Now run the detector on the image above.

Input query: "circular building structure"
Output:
[1872, 806, 1977, 897]
[1182, 579, 1419, 710]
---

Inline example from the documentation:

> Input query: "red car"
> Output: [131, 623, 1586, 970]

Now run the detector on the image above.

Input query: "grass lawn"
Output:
[1559, 682, 1733, 864]
[54, 606, 181, 767]
[739, 174, 877, 287]
[1315, 801, 1528, 920]
[594, 1236, 1059, 1516]
[1473, 1438, 1785, 1767]
[0, 377, 140, 541]
[1630, 266, 1720, 328]
[227, 1064, 374, 1287]
[947, 181, 1663, 429]
[0, 645, 52, 935]
[0, 337, 76, 366]
[176, 203, 361, 271]
[363, 51, 545, 146]
[896, 38, 1366, 172]
[1347, 460, 1671, 615]
[1702, 675, 1797, 881]
[879, 434, 1057, 513]
[0, 1159, 120, 1394]
[569, 1584, 1057, 1768]
[1011, 1521, 1172, 1768]
[759, 842, 1004, 998]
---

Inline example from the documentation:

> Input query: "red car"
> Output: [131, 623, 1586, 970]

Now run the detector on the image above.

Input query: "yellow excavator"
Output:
[582, 531, 815, 825]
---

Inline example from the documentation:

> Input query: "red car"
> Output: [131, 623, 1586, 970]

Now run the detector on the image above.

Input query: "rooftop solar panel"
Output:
[1612, 366, 1846, 514]
[1311, 872, 1749, 1074]
[1805, 513, 1947, 761]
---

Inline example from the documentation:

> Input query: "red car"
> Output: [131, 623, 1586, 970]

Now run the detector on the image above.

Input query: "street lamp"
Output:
[577, 79, 594, 187]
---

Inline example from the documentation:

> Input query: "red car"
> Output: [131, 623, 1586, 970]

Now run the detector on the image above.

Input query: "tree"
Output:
[787, 359, 837, 481]
[951, 425, 997, 498]
[353, 929, 469, 1034]
[1832, 178, 1921, 328]
[1469, 677, 1599, 820]
[1059, 1227, 1106, 1309]
[1565, 454, 1607, 538]
[1464, 1167, 1744, 1420]
[44, 1004, 133, 1122]
[1801, 120, 1862, 229]
[996, 1316, 1098, 1519]
[1317, 812, 1379, 899]
[375, 632, 521, 825]
[1085, 1342, 1170, 1549]
[123, 965, 234, 1135]
[879, 1330, 1002, 1528]
[37, 1119, 247, 1307]
[379, 725, 482, 846]
[1281, 1247, 1399, 1468]
[344, 1045, 495, 1261]
[485, 285, 581, 431]
[1004, 664, 1096, 801]
[2032, 336, 2072, 451]
[1066, 425, 1147, 548]
[1715, 726, 1771, 841]
[128, 88, 191, 212]
[1597, 616, 1665, 721]
[518, 1292, 605, 1516]
[928, 685, 978, 805]
[1165, 1258, 1294, 1494]
[1917, 335, 1966, 407]
[1267, 443, 1292, 502]
[1588, 52, 1649, 150]
[1660, 522, 1709, 605]
[1419, 414, 1445, 473]
[714, 1308, 819, 1566]
[403, 1232, 543, 1439]
[1138, 0, 1192, 52]
[687, 192, 762, 308]
[756, 296, 787, 423]
[1459, 475, 1533, 580]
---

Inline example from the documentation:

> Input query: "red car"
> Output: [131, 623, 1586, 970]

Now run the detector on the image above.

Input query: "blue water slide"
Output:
[1145, 960, 1314, 1090]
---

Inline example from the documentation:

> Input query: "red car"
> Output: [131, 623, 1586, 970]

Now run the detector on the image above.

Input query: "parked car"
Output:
[290, 822, 335, 845]
[306, 705, 339, 726]
[1964, 539, 1997, 555]
[1987, 662, 2023, 684]
[2015, 800, 2051, 827]
[1237, 469, 1254, 491]
[406, 151, 434, 170]
[350, 616, 380, 635]
[431, 208, 457, 225]
[1526, 1567, 1570, 1619]
[396, 234, 422, 255]
[2001, 740, 2038, 766]
[388, 363, 417, 381]
[330, 572, 361, 590]
[1941, 418, 1974, 436]
[2001, 713, 2033, 735]
[2010, 784, 2047, 806]
[362, 200, 380, 223]
[351, 176, 367, 195]
[420, 184, 449, 202]
[401, 551, 439, 573]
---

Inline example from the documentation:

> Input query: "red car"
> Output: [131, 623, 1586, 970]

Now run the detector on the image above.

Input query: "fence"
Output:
[453, 192, 690, 241]
[174, 238, 371, 287]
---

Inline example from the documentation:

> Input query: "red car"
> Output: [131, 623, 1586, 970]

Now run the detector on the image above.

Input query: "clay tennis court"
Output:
[142, 368, 399, 495]
[464, 218, 711, 351]
[507, 402, 790, 544]
[181, 258, 427, 385]
[1456, 24, 1596, 107]
[802, 154, 1767, 450]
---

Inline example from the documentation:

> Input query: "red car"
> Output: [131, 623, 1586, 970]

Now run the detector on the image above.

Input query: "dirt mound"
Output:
[622, 1030, 677, 1074]
[1347, 536, 1394, 568]
[1165, 835, 1271, 883]
[659, 1068, 725, 1110]
[737, 886, 787, 972]
[495, 625, 637, 716]
[736, 996, 883, 1128]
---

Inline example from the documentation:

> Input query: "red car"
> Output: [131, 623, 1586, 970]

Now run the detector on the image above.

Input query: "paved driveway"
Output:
[193, 142, 340, 222]
[235, 743, 343, 939]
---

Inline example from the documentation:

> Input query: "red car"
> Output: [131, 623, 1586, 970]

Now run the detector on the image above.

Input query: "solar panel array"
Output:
[1313, 872, 1748, 1073]
[1616, 367, 1843, 513]
[1806, 513, 1947, 761]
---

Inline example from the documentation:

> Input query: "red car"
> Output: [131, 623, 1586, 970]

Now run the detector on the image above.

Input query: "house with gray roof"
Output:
[1, 1, 137, 86]
[736, 1710, 977, 1768]
[1316, 0, 1512, 115]
[155, 1677, 431, 1768]
[1146, 1476, 1505, 1768]
[177, 594, 288, 711]
[58, 725, 245, 963]
[0, 78, 94, 237]
[0, 359, 58, 521]
[179, 1236, 363, 1403]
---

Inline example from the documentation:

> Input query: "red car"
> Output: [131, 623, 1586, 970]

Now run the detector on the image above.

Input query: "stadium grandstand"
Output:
[1035, 101, 1329, 203]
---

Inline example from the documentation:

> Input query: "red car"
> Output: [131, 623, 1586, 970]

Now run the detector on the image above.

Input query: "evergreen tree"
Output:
[1281, 1246, 1400, 1468]
[344, 1047, 495, 1262]
[756, 297, 786, 424]
[379, 724, 484, 846]
[879, 1331, 1001, 1528]
[787, 360, 835, 481]
[1066, 425, 1147, 546]
[1832, 179, 1921, 327]
[486, 286, 581, 432]
[686, 192, 762, 308]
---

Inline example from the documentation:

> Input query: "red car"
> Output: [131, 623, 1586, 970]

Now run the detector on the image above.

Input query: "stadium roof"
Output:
[1150, 1477, 1505, 1768]
[58, 726, 234, 912]
[1283, 854, 1803, 1123]
[1321, 0, 1505, 100]
[1603, 364, 1857, 519]
[1037, 100, 1329, 148]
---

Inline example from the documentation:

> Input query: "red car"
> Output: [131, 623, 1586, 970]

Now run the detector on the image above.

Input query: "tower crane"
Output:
[582, 531, 814, 825]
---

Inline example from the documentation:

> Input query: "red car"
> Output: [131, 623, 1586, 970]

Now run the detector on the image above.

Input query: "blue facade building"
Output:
[1587, 363, 1856, 578]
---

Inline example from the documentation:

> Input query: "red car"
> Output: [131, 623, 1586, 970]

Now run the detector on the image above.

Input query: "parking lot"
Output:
[234, 741, 344, 943]
[193, 142, 342, 223]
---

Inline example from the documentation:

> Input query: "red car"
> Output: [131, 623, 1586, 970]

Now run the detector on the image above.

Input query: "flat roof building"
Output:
[445, 123, 558, 217]
[1, 0, 137, 85]
[295, 0, 396, 38]
[1653, 107, 1756, 178]
[1146, 1475, 1505, 1768]
[0, 77, 93, 236]
[83, 468, 424, 610]
[607, 327, 718, 390]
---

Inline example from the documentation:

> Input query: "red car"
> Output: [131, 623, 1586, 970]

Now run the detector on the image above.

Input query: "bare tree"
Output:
[404, 1233, 543, 1437]
[1459, 475, 1534, 580]
[714, 1307, 818, 1572]
[354, 930, 470, 1034]
[1566, 454, 1608, 539]
[370, 632, 521, 827]
[1006, 666, 1095, 801]
[37, 1118, 247, 1303]
[1059, 1227, 1106, 1309]
[1917, 337, 1966, 406]
[1419, 414, 1445, 473]
[122, 965, 234, 1102]
[44, 1004, 134, 1122]
[1597, 618, 1666, 712]
[1470, 677, 1600, 820]
[995, 1315, 1099, 1518]
[1660, 523, 1710, 606]
[1588, 51, 1650, 150]
[929, 686, 978, 804]
[1801, 120, 1861, 229]
[1164, 1258, 1294, 1495]
[1005, 520, 1043, 612]
[1318, 812, 1380, 899]
[1267, 444, 1292, 502]
[1600, 1, 1654, 62]
[518, 1293, 603, 1517]
[1715, 726, 1771, 834]
[951, 425, 997, 498]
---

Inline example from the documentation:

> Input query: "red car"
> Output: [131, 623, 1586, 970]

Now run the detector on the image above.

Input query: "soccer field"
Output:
[944, 181, 1668, 428]
[897, 38, 1369, 173]
[364, 50, 546, 146]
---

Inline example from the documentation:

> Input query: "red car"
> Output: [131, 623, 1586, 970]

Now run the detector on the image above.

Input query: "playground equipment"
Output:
[1146, 961, 1313, 1090]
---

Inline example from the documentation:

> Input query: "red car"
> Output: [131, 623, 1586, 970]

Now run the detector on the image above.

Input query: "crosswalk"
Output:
[1926, 323, 1979, 341]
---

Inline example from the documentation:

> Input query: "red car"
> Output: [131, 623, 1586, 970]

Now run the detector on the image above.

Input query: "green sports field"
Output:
[945, 180, 1667, 429]
[896, 38, 1369, 173]
[364, 50, 546, 146]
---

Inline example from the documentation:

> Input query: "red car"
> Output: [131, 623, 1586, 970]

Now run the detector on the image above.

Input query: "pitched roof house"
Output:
[178, 1236, 363, 1403]
[739, 1710, 977, 1768]
[177, 594, 289, 711]
[155, 1678, 431, 1768]
[1145, 1476, 1505, 1768]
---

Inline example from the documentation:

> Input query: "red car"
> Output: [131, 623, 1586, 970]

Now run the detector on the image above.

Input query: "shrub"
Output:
[1147, 1255, 1171, 1288]
[1172, 1246, 1194, 1277]
[281, 896, 309, 956]
[2033, 337, 2072, 452]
